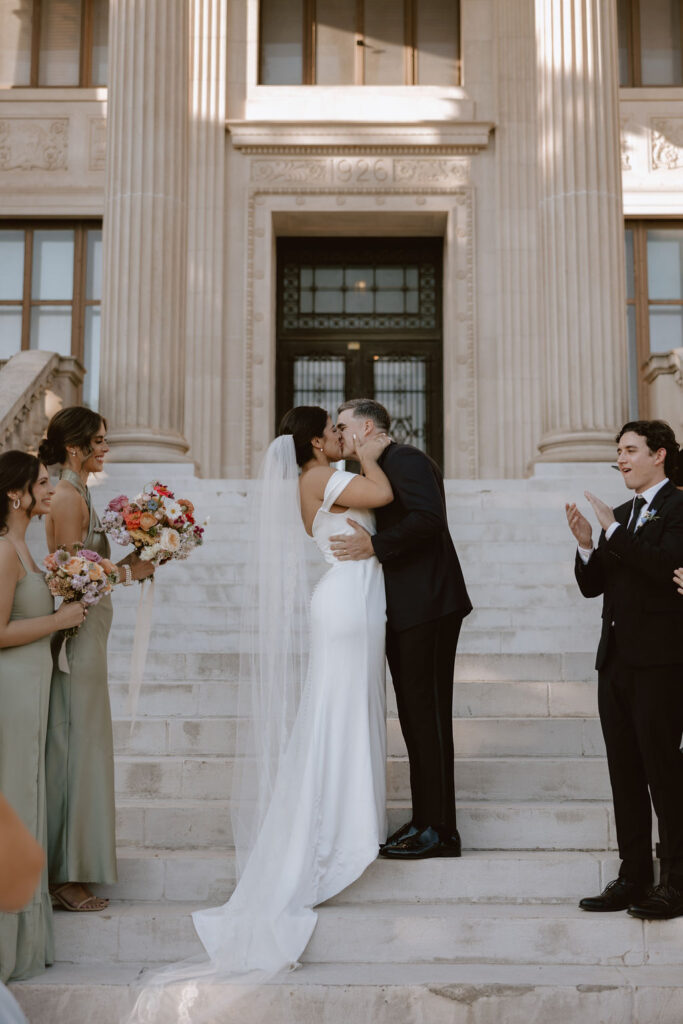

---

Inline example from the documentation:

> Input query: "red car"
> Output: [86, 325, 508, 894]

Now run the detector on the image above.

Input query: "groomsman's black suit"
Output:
[372, 443, 472, 833]
[575, 481, 683, 888]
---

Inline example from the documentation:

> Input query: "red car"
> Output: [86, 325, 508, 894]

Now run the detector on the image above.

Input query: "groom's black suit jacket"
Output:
[371, 443, 472, 632]
[574, 481, 683, 670]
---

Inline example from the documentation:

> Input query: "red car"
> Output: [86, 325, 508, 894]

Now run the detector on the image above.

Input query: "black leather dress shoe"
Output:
[379, 826, 461, 860]
[628, 883, 683, 919]
[381, 821, 420, 849]
[579, 877, 648, 912]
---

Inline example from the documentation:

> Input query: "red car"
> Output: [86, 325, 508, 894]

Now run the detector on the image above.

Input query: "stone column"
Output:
[184, 0, 227, 477]
[494, 0, 542, 477]
[99, 0, 190, 462]
[535, 0, 628, 462]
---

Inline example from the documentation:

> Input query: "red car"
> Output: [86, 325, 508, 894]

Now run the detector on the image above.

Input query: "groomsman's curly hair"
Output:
[337, 399, 391, 433]
[616, 420, 680, 481]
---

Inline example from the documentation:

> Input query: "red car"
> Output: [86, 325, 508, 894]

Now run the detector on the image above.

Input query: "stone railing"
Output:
[0, 350, 85, 454]
[643, 348, 683, 446]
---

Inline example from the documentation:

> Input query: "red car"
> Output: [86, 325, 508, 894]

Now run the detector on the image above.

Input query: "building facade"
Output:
[1, 0, 682, 479]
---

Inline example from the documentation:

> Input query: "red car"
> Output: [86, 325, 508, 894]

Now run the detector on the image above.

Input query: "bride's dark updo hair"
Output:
[0, 451, 41, 534]
[38, 406, 106, 466]
[278, 406, 328, 468]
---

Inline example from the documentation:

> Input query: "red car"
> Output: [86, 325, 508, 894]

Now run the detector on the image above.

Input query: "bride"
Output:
[129, 406, 392, 1018]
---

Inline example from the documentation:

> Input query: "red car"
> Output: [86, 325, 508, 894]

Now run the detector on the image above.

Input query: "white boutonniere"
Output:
[640, 509, 659, 525]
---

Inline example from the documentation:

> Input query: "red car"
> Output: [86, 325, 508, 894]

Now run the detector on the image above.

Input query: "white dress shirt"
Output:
[577, 477, 670, 564]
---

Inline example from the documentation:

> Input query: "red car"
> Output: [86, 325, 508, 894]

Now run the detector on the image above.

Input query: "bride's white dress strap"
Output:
[321, 470, 356, 513]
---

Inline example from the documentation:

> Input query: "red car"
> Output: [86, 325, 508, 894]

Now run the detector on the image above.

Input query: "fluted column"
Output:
[494, 0, 542, 477]
[184, 0, 227, 477]
[100, 0, 190, 461]
[535, 0, 628, 462]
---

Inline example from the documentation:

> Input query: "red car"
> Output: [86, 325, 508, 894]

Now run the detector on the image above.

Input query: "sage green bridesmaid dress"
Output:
[46, 469, 117, 885]
[0, 544, 55, 983]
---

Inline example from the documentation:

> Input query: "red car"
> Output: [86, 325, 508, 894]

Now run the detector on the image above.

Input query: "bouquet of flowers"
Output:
[43, 545, 119, 638]
[102, 481, 204, 566]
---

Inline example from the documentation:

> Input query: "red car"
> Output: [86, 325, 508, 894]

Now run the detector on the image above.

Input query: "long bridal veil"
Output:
[125, 436, 314, 1023]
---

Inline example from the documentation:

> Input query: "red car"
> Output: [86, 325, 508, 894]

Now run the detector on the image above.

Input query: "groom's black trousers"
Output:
[599, 634, 683, 888]
[386, 611, 463, 833]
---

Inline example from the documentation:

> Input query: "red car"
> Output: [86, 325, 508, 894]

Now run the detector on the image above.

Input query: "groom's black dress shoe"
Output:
[381, 821, 420, 849]
[379, 826, 461, 859]
[628, 883, 683, 920]
[579, 877, 648, 912]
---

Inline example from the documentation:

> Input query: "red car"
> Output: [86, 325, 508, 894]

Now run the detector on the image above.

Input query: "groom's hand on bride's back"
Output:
[330, 519, 374, 560]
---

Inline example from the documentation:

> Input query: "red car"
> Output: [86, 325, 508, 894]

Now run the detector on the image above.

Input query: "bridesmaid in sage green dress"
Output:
[0, 452, 86, 981]
[39, 408, 154, 913]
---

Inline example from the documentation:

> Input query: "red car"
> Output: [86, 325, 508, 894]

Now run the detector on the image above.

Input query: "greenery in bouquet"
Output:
[43, 544, 119, 637]
[102, 481, 205, 566]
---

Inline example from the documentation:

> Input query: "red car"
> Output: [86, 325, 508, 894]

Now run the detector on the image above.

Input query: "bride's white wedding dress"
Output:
[192, 470, 387, 973]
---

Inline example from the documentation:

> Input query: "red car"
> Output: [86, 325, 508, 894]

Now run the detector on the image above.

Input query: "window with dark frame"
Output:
[625, 220, 683, 418]
[0, 0, 108, 88]
[276, 237, 444, 466]
[618, 0, 683, 86]
[0, 221, 103, 409]
[259, 0, 460, 87]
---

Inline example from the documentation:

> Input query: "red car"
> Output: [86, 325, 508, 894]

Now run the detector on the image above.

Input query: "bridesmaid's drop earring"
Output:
[12, 499, 20, 509]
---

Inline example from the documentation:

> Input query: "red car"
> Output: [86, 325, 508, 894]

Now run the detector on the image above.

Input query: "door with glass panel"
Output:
[276, 238, 443, 465]
[0, 221, 102, 409]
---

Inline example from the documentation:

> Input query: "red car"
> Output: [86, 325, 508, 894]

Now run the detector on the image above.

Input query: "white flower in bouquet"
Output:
[139, 542, 162, 562]
[160, 528, 181, 554]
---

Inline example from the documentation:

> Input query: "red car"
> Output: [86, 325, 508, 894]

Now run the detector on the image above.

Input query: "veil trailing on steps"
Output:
[125, 435, 315, 1022]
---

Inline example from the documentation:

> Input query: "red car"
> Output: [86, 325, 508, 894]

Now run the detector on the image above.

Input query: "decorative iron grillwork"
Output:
[282, 263, 436, 331]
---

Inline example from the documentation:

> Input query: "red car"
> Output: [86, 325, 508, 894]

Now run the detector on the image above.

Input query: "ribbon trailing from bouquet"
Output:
[127, 577, 156, 731]
[57, 635, 70, 674]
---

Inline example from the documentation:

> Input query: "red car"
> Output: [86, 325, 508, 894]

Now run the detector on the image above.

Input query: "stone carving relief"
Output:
[0, 118, 68, 171]
[650, 118, 683, 171]
[394, 159, 468, 186]
[250, 155, 469, 189]
[89, 118, 107, 171]
[620, 120, 633, 171]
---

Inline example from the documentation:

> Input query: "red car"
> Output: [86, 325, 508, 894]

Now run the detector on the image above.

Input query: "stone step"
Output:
[108, 678, 600, 721]
[116, 799, 616, 851]
[47, 899, 680, 967]
[101, 848, 617, 905]
[106, 650, 597, 683]
[11, 961, 683, 1024]
[113, 754, 611, 803]
[107, 624, 600, 657]
[110, 600, 599, 631]
[112, 715, 604, 759]
[117, 557, 581, 587]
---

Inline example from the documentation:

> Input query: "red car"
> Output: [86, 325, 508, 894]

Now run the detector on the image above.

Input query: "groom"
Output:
[567, 420, 683, 919]
[330, 399, 472, 858]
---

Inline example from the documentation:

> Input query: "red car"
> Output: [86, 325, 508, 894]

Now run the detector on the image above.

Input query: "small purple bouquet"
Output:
[43, 544, 118, 639]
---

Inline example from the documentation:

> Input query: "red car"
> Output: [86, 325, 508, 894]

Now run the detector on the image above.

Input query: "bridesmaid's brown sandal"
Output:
[50, 882, 109, 912]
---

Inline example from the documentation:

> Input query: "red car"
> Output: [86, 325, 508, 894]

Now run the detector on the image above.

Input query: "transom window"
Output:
[259, 0, 460, 86]
[0, 0, 108, 88]
[0, 221, 102, 409]
[625, 221, 683, 416]
[618, 0, 683, 86]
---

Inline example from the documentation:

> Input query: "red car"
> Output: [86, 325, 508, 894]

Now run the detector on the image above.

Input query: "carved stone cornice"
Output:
[227, 120, 494, 154]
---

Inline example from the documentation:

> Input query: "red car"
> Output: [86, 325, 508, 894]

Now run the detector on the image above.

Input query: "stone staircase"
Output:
[13, 464, 683, 1024]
